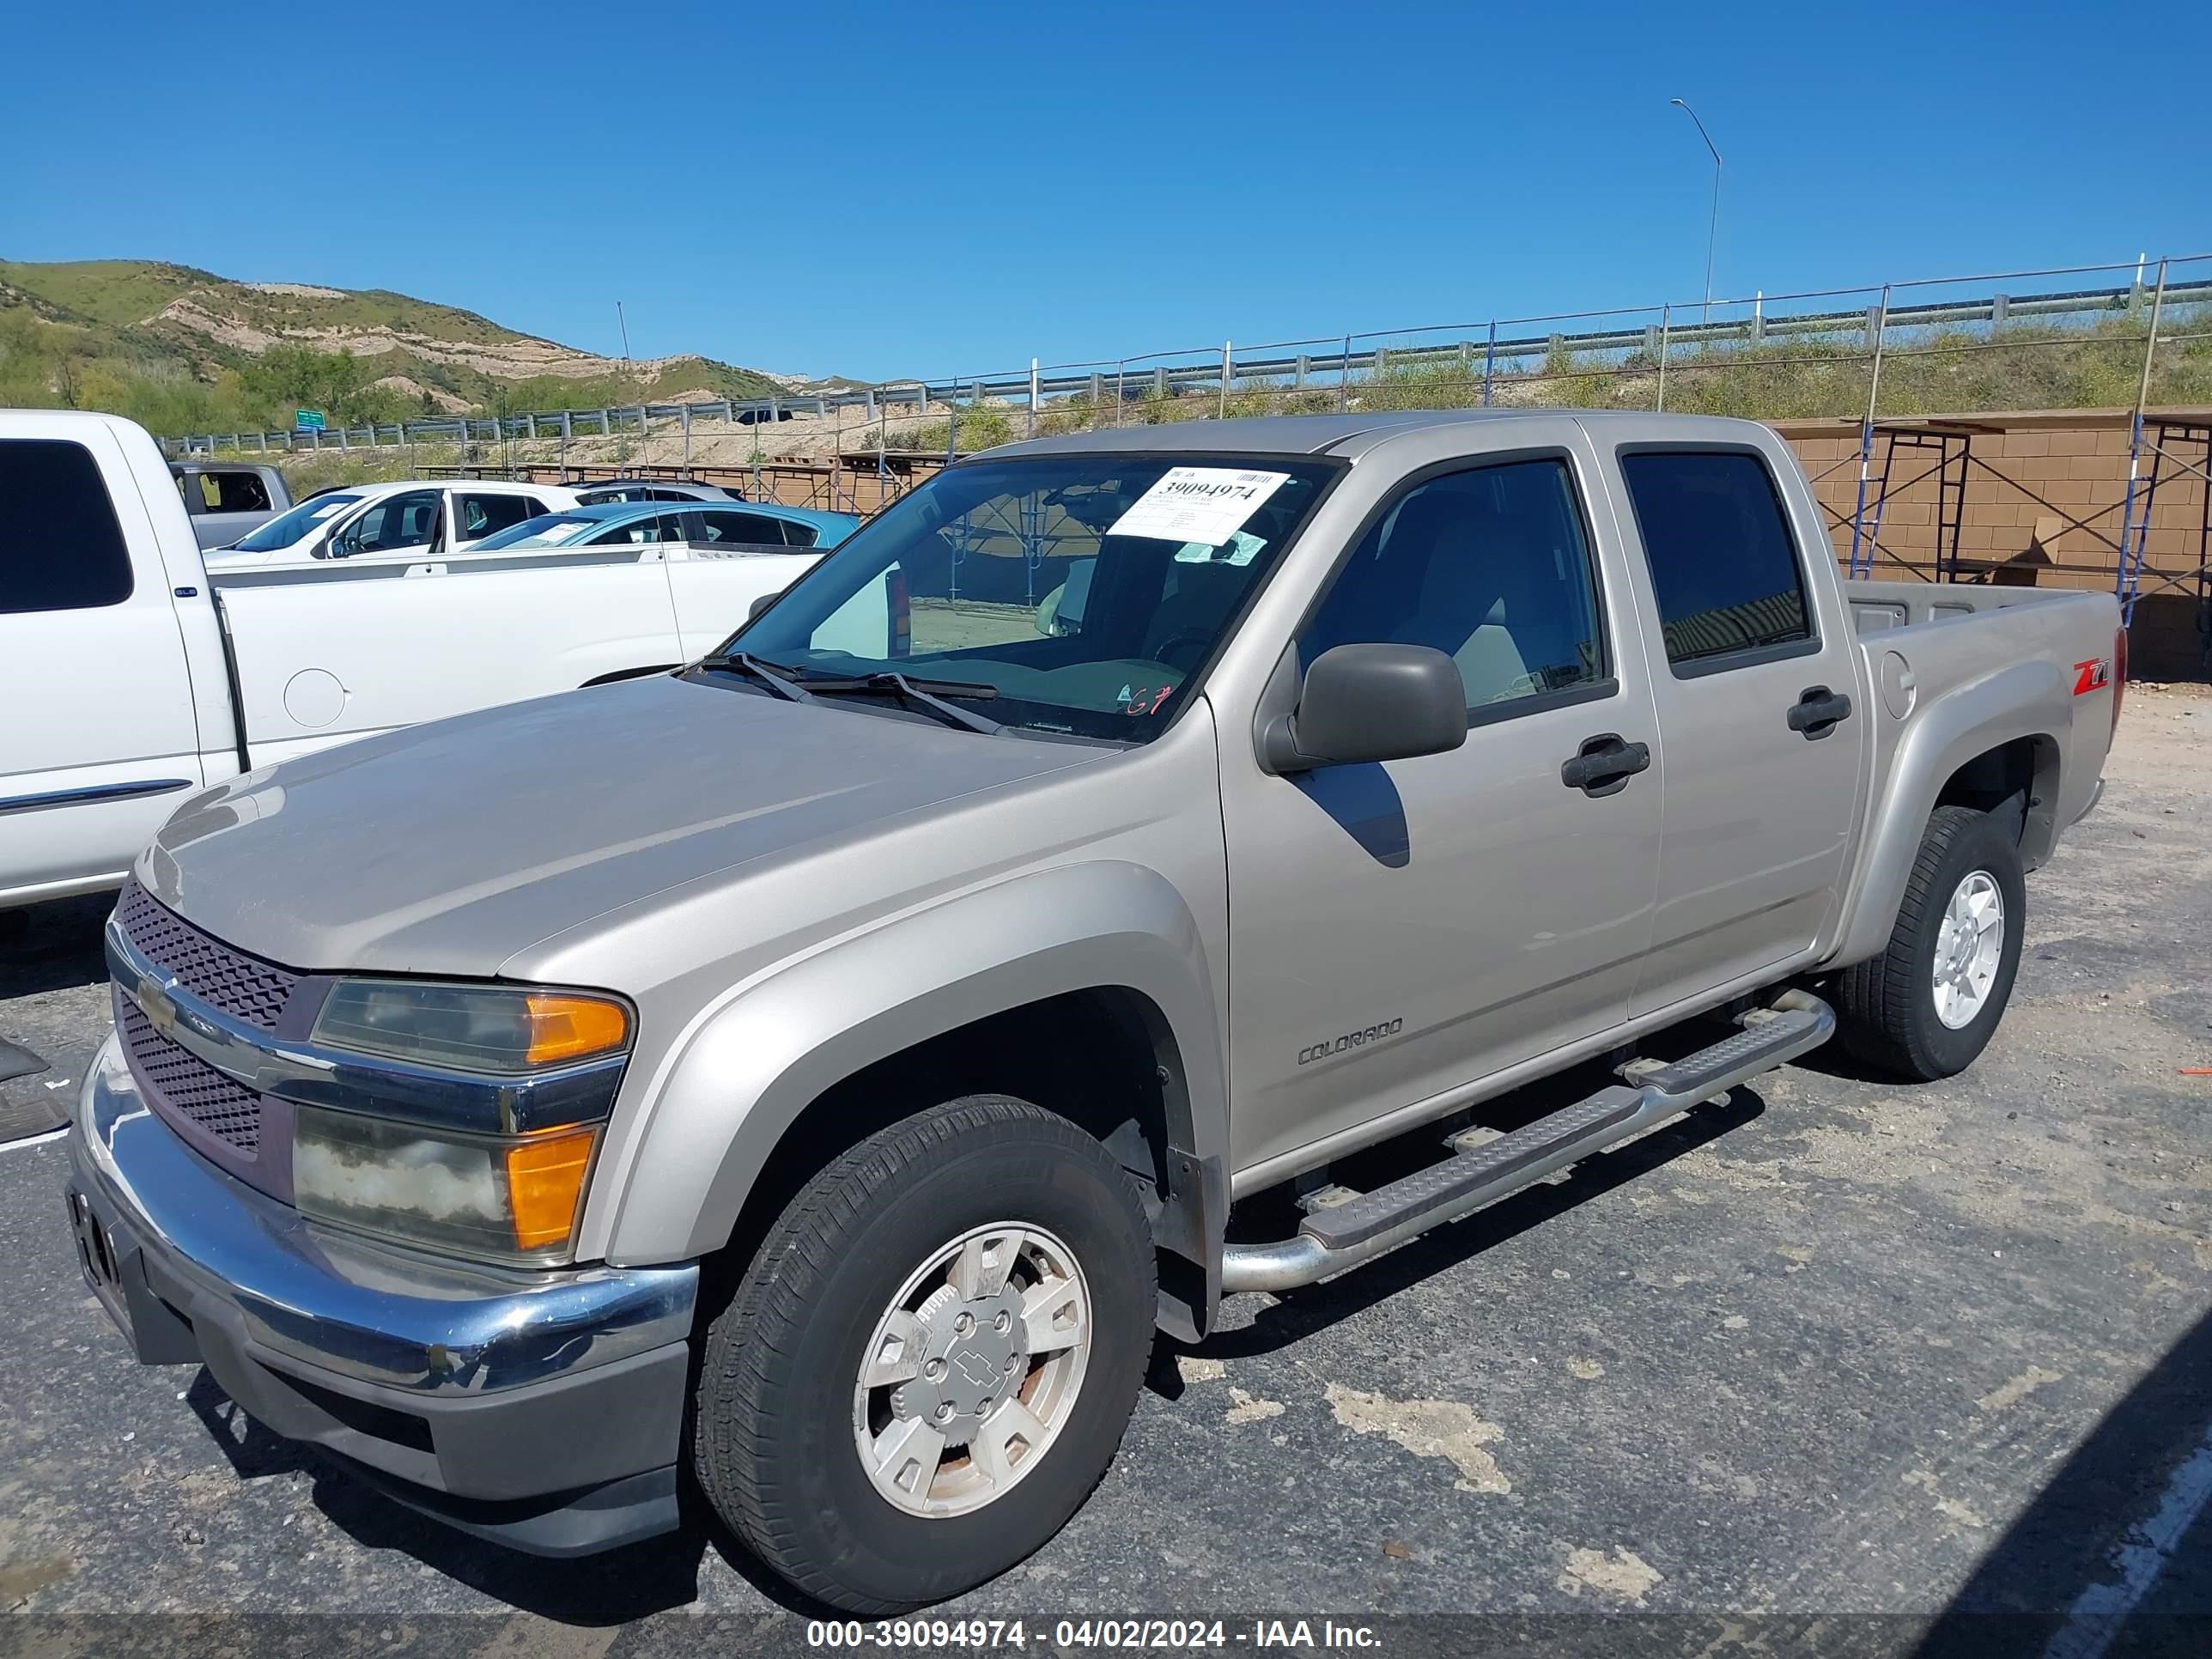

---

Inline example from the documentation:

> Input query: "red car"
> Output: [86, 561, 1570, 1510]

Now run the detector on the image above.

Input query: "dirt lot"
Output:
[1, 689, 2207, 1655]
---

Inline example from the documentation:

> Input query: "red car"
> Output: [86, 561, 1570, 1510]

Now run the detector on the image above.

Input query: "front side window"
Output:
[0, 439, 133, 614]
[699, 510, 792, 546]
[588, 514, 671, 547]
[1620, 450, 1812, 670]
[341, 489, 441, 554]
[1301, 458, 1606, 713]
[724, 453, 1339, 741]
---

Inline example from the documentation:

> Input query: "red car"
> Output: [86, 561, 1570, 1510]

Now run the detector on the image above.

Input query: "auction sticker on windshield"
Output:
[1109, 467, 1289, 546]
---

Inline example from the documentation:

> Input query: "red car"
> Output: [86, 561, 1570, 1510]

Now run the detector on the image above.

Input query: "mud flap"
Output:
[1153, 1146, 1224, 1343]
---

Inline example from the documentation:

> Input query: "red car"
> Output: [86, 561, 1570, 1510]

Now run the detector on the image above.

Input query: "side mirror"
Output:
[1260, 644, 1467, 774]
[746, 592, 780, 623]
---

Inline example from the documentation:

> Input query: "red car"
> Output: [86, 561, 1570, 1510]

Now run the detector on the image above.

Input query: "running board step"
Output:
[1219, 991, 1833, 1293]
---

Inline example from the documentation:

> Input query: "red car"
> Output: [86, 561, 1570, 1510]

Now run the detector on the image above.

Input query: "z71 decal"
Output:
[2073, 658, 2112, 696]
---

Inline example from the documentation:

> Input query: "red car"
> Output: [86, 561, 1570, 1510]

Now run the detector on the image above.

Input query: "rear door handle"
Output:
[1786, 685, 1854, 739]
[1561, 732, 1652, 797]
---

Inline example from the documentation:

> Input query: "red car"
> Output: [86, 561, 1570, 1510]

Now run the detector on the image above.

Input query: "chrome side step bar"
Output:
[1219, 990, 1834, 1294]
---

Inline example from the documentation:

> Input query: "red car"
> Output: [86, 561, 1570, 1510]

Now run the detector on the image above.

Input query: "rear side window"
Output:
[1620, 450, 1812, 670]
[197, 471, 272, 513]
[457, 492, 541, 541]
[0, 439, 134, 614]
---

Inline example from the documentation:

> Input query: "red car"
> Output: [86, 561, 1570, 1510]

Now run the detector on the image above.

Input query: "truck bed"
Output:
[1845, 575, 2113, 635]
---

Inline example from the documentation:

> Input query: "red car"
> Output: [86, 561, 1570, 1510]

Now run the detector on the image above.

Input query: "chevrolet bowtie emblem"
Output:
[139, 978, 180, 1038]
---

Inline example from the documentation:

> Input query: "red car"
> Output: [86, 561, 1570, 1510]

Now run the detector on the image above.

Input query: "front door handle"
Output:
[1561, 732, 1652, 797]
[1786, 685, 1854, 739]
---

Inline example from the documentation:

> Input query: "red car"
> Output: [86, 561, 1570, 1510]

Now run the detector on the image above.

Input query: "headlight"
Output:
[295, 978, 633, 1264]
[312, 981, 629, 1074]
[293, 1105, 599, 1263]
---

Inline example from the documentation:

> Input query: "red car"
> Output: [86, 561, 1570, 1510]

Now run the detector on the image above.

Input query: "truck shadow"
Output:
[1911, 1303, 2212, 1656]
[179, 1368, 820, 1621]
[0, 893, 113, 1000]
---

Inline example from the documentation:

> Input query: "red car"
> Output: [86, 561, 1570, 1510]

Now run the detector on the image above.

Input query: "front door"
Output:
[1222, 449, 1664, 1176]
[1600, 438, 1867, 1017]
[0, 421, 204, 896]
[329, 488, 441, 566]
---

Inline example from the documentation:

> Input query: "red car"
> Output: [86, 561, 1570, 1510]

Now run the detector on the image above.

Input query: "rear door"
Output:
[0, 422, 204, 898]
[1220, 435, 1664, 1174]
[1595, 430, 1867, 1017]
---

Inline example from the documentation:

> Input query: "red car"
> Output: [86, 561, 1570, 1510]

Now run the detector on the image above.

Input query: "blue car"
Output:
[474, 498, 859, 554]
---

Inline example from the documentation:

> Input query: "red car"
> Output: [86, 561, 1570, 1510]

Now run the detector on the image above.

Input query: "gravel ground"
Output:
[1, 688, 2208, 1656]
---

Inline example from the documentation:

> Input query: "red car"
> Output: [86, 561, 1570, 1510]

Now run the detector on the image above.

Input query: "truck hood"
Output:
[142, 674, 1106, 975]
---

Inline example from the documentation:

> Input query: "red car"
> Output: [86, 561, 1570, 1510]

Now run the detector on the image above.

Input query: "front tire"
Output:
[693, 1096, 1157, 1613]
[1837, 804, 2026, 1080]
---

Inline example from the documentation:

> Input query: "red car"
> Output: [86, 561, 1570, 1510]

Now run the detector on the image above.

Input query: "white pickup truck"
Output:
[0, 410, 827, 910]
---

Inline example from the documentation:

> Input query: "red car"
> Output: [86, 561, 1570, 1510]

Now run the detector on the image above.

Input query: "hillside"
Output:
[0, 258, 802, 434]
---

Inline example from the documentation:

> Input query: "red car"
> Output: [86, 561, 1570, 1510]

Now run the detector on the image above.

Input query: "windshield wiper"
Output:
[803, 672, 1004, 735]
[696, 652, 816, 703]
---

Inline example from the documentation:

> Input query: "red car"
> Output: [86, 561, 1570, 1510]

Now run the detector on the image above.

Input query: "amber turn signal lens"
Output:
[520, 994, 630, 1067]
[505, 1126, 599, 1251]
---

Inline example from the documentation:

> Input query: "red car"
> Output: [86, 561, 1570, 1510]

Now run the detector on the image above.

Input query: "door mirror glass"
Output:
[1261, 643, 1468, 774]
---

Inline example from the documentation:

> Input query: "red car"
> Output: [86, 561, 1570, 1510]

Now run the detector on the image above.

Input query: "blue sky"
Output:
[5, 0, 2205, 381]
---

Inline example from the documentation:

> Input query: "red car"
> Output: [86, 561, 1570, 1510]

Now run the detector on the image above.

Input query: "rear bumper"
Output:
[64, 1034, 699, 1556]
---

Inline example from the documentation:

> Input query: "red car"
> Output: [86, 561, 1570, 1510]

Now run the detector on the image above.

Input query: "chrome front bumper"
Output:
[66, 1034, 700, 1554]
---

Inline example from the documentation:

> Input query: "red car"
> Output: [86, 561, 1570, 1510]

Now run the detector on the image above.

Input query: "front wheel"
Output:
[1837, 804, 2027, 1080]
[692, 1096, 1157, 1613]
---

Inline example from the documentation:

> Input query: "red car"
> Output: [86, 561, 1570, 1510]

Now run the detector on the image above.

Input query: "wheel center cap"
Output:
[893, 1285, 1027, 1430]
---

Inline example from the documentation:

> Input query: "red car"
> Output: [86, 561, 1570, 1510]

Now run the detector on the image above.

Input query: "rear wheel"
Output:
[693, 1095, 1156, 1613]
[1837, 804, 2026, 1080]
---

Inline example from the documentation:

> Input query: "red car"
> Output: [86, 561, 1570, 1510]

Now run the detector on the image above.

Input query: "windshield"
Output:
[473, 512, 607, 551]
[230, 492, 362, 552]
[716, 453, 1339, 741]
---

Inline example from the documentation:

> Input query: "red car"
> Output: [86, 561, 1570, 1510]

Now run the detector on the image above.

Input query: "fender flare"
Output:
[1829, 658, 2069, 967]
[599, 860, 1229, 1289]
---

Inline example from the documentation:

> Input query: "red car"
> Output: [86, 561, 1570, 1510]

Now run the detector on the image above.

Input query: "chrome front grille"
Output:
[113, 879, 299, 1031]
[108, 882, 307, 1177]
[117, 994, 263, 1155]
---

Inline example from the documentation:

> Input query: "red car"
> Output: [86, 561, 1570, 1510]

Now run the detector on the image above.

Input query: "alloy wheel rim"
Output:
[852, 1221, 1092, 1518]
[1931, 870, 2004, 1030]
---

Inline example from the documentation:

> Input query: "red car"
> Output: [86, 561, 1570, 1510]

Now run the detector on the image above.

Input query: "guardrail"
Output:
[160, 252, 2212, 459]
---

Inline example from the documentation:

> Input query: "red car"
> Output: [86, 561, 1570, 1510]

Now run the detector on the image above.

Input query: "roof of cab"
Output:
[987, 407, 1771, 463]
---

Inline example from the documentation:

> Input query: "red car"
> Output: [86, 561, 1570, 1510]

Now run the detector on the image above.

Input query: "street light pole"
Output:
[1669, 98, 1722, 324]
